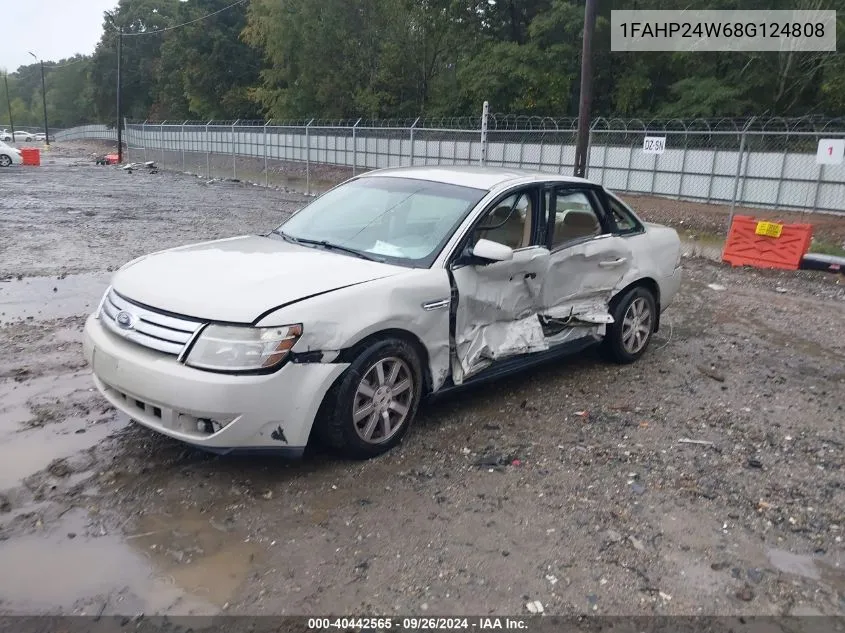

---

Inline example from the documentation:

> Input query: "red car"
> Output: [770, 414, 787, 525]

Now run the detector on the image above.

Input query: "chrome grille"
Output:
[99, 288, 204, 356]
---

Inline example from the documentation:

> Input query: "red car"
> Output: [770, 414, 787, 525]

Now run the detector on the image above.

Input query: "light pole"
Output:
[28, 52, 50, 145]
[3, 72, 14, 140]
[105, 12, 124, 162]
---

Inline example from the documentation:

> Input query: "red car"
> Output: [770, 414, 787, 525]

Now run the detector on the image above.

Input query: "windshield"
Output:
[276, 176, 487, 267]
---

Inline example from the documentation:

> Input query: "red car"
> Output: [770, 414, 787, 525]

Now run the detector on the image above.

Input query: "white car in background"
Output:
[1, 130, 34, 142]
[83, 166, 682, 460]
[0, 141, 22, 166]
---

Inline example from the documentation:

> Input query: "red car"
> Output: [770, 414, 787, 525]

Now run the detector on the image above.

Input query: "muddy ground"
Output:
[0, 145, 844, 618]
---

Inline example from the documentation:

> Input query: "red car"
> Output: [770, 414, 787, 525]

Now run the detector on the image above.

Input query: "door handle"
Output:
[599, 258, 627, 268]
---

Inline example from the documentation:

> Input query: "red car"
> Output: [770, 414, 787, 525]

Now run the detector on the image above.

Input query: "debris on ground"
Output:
[678, 438, 715, 446]
[736, 585, 755, 601]
[628, 536, 646, 551]
[525, 601, 544, 614]
[696, 364, 726, 382]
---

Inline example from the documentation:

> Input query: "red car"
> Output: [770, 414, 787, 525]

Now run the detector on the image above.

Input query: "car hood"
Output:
[110, 235, 406, 323]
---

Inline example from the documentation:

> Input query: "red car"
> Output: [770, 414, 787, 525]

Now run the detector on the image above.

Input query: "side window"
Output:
[472, 191, 533, 250]
[549, 190, 602, 249]
[606, 194, 640, 233]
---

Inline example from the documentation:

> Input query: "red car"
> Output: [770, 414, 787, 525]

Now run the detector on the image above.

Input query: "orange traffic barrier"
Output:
[20, 147, 40, 166]
[722, 215, 813, 271]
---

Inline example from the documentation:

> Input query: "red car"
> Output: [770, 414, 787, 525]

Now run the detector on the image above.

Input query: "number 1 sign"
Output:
[816, 139, 844, 165]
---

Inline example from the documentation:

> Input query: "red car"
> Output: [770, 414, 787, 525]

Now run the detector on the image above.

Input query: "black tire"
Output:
[315, 338, 423, 460]
[0, 154, 11, 167]
[600, 285, 657, 364]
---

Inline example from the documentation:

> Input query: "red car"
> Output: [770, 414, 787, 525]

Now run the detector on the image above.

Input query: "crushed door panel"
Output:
[450, 247, 549, 382]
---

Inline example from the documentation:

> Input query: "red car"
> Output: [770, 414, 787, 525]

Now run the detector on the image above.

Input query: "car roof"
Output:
[357, 166, 594, 191]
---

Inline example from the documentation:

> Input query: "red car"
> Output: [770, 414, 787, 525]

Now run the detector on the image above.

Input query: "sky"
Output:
[0, 0, 118, 73]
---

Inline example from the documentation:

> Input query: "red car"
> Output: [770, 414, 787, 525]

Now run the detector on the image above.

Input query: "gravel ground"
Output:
[0, 145, 843, 619]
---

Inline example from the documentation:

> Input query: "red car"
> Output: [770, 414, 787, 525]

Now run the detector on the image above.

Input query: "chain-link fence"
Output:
[55, 113, 845, 215]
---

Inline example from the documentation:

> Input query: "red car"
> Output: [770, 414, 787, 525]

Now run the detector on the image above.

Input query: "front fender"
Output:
[255, 270, 454, 391]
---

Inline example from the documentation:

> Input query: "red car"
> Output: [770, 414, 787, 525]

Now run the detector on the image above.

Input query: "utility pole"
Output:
[116, 25, 123, 162]
[106, 11, 124, 162]
[3, 73, 14, 140]
[573, 0, 597, 178]
[28, 52, 50, 146]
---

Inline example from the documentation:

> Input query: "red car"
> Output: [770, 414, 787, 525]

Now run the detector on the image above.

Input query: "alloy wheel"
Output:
[352, 356, 414, 444]
[621, 297, 653, 354]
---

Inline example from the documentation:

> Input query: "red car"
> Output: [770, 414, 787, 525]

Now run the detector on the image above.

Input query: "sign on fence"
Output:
[642, 136, 666, 154]
[816, 138, 844, 165]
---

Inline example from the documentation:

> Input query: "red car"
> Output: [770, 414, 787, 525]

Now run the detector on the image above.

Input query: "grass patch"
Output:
[808, 240, 845, 257]
[679, 229, 845, 258]
[679, 229, 726, 248]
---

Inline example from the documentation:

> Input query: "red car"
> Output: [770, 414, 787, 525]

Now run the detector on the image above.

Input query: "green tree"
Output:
[156, 0, 262, 119]
[89, 0, 182, 122]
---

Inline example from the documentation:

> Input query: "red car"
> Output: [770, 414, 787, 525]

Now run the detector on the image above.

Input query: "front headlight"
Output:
[185, 324, 303, 373]
[95, 286, 112, 318]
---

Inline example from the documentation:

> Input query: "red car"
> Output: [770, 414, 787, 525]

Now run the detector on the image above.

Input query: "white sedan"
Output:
[83, 167, 682, 459]
[0, 141, 22, 166]
[1, 130, 35, 142]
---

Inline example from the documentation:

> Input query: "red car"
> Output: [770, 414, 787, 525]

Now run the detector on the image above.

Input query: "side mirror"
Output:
[471, 238, 514, 263]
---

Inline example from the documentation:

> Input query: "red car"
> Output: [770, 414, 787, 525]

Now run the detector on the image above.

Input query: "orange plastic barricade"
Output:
[20, 147, 40, 166]
[722, 215, 813, 271]
[105, 153, 119, 165]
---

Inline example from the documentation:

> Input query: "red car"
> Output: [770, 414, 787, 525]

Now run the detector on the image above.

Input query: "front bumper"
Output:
[83, 314, 348, 453]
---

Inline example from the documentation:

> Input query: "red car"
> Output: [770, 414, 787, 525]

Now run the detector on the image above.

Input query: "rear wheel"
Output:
[316, 338, 423, 459]
[601, 286, 657, 363]
[0, 155, 12, 167]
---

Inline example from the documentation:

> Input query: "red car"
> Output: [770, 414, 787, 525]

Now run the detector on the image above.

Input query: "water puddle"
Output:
[0, 510, 221, 615]
[128, 511, 260, 607]
[0, 272, 110, 324]
[767, 548, 821, 580]
[0, 371, 125, 490]
[681, 237, 723, 262]
[767, 548, 845, 592]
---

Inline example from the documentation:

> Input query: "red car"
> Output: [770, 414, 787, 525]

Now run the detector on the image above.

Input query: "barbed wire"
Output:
[124, 115, 845, 134]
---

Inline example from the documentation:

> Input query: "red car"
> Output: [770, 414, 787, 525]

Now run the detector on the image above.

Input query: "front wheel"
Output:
[601, 286, 657, 364]
[0, 154, 12, 167]
[315, 338, 423, 459]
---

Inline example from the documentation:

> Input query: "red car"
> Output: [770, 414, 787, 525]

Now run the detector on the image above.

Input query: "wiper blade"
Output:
[283, 235, 384, 262]
[272, 229, 304, 245]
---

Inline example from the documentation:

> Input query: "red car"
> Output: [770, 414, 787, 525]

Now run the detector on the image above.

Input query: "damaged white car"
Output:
[83, 167, 682, 459]
[0, 141, 22, 167]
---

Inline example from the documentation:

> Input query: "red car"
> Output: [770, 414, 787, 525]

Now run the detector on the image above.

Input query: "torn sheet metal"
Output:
[542, 302, 615, 324]
[454, 314, 548, 379]
[451, 236, 637, 383]
[451, 249, 549, 382]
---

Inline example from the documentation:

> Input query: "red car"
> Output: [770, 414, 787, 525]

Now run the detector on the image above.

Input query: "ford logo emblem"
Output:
[116, 310, 135, 329]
